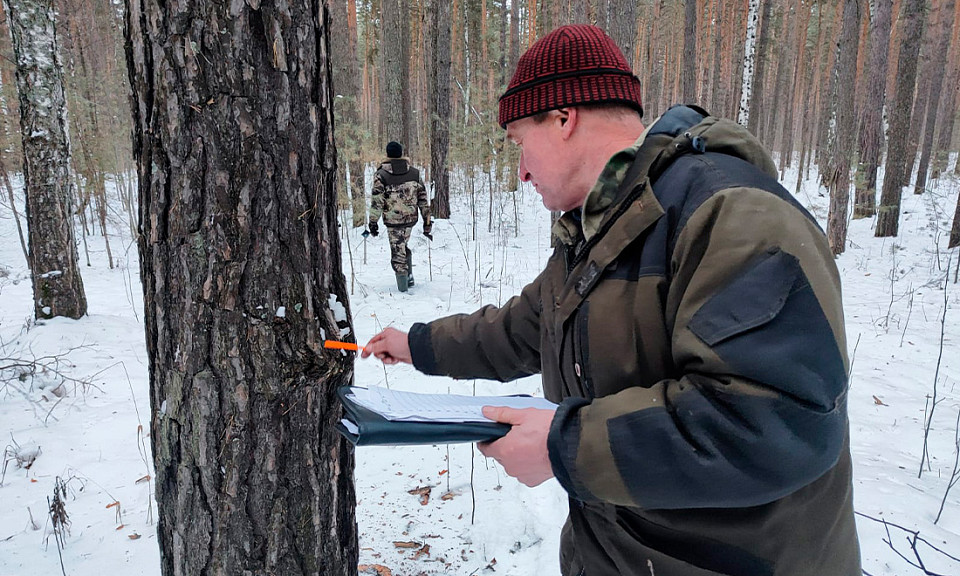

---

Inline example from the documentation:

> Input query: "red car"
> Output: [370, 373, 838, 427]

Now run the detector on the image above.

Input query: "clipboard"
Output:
[336, 386, 530, 446]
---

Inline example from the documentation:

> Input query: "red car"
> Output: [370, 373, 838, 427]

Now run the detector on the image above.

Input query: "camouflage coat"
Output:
[369, 158, 430, 228]
[407, 107, 861, 576]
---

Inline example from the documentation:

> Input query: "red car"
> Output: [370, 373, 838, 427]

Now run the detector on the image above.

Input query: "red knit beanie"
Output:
[498, 25, 643, 128]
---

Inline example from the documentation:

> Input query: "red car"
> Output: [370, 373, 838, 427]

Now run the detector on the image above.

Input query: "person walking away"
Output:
[362, 25, 861, 576]
[367, 141, 431, 292]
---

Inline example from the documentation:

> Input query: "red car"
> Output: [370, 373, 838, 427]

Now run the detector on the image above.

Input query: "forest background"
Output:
[1, 0, 959, 252]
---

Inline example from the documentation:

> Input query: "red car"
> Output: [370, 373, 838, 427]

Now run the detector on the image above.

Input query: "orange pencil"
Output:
[324, 340, 364, 352]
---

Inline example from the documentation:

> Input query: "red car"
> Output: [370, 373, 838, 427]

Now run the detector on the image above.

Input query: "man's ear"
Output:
[555, 107, 578, 140]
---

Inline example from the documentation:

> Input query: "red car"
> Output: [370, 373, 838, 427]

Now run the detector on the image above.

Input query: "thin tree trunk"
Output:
[124, 2, 358, 574]
[747, 0, 774, 137]
[3, 0, 87, 319]
[682, 0, 698, 102]
[738, 0, 761, 125]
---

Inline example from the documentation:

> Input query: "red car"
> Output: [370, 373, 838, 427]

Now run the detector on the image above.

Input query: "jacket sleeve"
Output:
[369, 174, 385, 224]
[548, 188, 850, 510]
[416, 179, 431, 224]
[409, 271, 544, 382]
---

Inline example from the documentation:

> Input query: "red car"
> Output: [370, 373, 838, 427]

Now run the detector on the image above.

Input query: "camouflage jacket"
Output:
[369, 158, 430, 228]
[407, 106, 861, 576]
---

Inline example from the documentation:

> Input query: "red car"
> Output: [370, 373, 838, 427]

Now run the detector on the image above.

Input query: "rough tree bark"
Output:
[3, 0, 87, 319]
[854, 0, 893, 218]
[124, 1, 358, 574]
[826, 0, 861, 255]
[877, 0, 926, 237]
[914, 0, 956, 195]
[682, 0, 698, 103]
[331, 0, 367, 227]
[430, 0, 452, 219]
[381, 0, 411, 150]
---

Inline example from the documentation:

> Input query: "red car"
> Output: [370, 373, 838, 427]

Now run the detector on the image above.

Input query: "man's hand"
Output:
[478, 406, 556, 487]
[361, 327, 411, 365]
[368, 222, 379, 237]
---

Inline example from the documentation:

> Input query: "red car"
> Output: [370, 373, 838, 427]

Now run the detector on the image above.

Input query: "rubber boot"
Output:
[395, 273, 409, 292]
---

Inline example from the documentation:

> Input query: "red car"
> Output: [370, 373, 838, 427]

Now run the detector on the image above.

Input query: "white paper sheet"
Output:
[347, 386, 557, 423]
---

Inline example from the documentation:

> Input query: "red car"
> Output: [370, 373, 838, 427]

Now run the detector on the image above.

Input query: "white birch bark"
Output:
[738, 0, 761, 125]
[2, 0, 87, 319]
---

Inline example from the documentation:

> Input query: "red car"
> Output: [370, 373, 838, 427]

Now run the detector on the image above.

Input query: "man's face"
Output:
[506, 112, 584, 212]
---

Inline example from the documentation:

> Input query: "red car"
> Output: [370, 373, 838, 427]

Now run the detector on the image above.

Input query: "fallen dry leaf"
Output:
[393, 541, 421, 549]
[135, 474, 151, 484]
[440, 491, 456, 501]
[105, 501, 120, 509]
[409, 543, 431, 560]
[438, 469, 448, 476]
[408, 486, 431, 506]
[358, 564, 392, 576]
[128, 533, 141, 540]
[873, 395, 888, 406]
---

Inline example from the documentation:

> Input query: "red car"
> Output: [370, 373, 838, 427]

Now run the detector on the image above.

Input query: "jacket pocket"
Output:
[573, 301, 594, 399]
[688, 247, 803, 347]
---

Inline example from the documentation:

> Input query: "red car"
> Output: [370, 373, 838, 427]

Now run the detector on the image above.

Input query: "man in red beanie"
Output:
[363, 24, 860, 576]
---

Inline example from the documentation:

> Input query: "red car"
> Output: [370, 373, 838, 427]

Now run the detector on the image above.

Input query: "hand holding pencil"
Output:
[324, 340, 365, 352]
[360, 327, 412, 365]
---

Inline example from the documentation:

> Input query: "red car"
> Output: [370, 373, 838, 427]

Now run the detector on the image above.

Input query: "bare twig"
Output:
[920, 268, 950, 478]
[856, 511, 960, 574]
[935, 405, 960, 524]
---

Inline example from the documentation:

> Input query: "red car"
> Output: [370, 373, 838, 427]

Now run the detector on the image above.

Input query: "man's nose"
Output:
[518, 152, 531, 182]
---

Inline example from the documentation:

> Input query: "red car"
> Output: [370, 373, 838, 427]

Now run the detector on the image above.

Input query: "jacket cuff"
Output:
[408, 322, 439, 375]
[548, 396, 593, 502]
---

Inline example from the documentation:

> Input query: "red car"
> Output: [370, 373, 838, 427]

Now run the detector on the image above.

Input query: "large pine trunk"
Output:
[826, 0, 861, 255]
[380, 0, 410, 149]
[914, 0, 956, 195]
[430, 0, 452, 219]
[4, 0, 87, 319]
[877, 0, 925, 237]
[331, 0, 367, 227]
[124, 2, 358, 574]
[854, 0, 893, 219]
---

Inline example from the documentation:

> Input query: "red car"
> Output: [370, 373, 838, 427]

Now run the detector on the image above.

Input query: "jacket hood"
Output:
[646, 105, 778, 181]
[380, 158, 410, 175]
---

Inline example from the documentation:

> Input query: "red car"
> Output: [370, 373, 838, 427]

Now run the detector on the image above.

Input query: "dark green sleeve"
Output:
[409, 273, 544, 382]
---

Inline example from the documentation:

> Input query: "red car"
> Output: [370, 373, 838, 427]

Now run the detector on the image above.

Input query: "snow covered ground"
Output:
[1, 163, 959, 575]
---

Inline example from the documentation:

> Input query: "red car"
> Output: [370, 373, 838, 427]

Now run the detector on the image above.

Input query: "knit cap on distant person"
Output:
[386, 141, 403, 158]
[498, 25, 643, 128]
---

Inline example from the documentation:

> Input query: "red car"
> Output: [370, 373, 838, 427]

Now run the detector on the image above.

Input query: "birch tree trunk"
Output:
[124, 1, 358, 574]
[738, 0, 761, 125]
[3, 0, 87, 319]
